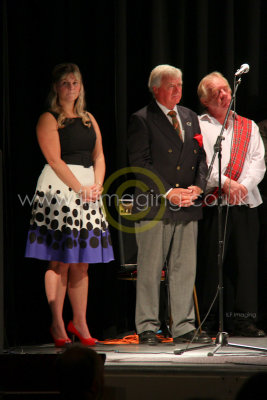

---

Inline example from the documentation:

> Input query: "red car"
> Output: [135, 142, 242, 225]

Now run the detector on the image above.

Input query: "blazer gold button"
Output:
[175, 183, 179, 187]
[192, 166, 195, 170]
[176, 166, 181, 170]
[194, 149, 197, 154]
[168, 149, 173, 153]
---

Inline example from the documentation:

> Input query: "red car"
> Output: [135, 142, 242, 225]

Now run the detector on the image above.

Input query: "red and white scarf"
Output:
[224, 114, 252, 180]
[205, 115, 252, 204]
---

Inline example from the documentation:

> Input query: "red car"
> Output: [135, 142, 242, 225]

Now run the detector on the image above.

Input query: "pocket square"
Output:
[193, 133, 203, 147]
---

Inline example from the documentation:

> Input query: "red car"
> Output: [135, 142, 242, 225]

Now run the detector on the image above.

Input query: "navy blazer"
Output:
[127, 100, 208, 222]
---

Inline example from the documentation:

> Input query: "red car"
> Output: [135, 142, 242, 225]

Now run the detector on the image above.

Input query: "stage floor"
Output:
[2, 336, 267, 399]
[7, 335, 267, 366]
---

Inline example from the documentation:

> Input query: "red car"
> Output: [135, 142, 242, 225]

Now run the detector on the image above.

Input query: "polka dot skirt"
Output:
[25, 165, 114, 264]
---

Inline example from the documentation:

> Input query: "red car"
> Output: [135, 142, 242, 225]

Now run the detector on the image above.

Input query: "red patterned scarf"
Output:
[205, 114, 252, 204]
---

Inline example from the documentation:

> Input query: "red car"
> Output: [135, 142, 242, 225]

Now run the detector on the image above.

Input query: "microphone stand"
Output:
[174, 74, 267, 356]
[205, 76, 241, 351]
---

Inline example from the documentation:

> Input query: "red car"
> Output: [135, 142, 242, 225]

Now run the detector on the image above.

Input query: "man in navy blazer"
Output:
[128, 64, 211, 345]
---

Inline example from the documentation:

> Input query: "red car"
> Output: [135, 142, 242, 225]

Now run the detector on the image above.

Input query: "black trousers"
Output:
[196, 205, 259, 328]
[258, 203, 267, 327]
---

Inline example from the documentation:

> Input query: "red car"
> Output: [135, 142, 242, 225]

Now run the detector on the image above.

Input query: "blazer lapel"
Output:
[176, 105, 194, 165]
[148, 101, 184, 152]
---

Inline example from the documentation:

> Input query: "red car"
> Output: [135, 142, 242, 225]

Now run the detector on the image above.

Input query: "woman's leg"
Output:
[67, 263, 91, 338]
[45, 261, 70, 339]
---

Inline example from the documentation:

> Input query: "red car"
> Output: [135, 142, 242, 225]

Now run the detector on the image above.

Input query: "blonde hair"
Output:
[48, 63, 91, 128]
[148, 64, 183, 94]
[197, 71, 231, 105]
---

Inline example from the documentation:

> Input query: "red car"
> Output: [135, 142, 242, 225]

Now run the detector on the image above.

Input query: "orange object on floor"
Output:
[99, 334, 173, 345]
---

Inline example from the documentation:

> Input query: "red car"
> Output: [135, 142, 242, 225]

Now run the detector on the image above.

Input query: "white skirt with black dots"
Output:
[25, 164, 114, 264]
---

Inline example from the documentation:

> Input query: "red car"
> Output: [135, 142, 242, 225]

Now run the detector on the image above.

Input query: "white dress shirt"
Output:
[156, 101, 185, 141]
[198, 112, 266, 208]
[156, 101, 185, 197]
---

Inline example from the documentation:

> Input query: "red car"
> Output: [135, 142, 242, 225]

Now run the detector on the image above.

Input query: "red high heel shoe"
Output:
[50, 328, 72, 348]
[67, 321, 98, 346]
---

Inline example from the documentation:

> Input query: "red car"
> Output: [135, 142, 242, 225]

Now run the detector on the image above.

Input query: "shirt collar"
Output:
[156, 100, 177, 116]
[199, 111, 234, 125]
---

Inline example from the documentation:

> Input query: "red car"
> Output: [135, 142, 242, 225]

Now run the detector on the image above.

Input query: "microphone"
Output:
[235, 63, 250, 76]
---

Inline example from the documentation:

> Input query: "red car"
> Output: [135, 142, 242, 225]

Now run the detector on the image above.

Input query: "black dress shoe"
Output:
[232, 322, 266, 337]
[173, 330, 213, 344]
[138, 330, 159, 345]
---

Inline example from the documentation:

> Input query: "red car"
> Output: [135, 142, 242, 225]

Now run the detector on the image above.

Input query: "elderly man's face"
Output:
[153, 75, 182, 110]
[205, 76, 232, 111]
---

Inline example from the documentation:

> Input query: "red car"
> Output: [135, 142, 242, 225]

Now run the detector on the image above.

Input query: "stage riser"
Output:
[105, 372, 249, 400]
[0, 354, 264, 400]
[0, 374, 253, 400]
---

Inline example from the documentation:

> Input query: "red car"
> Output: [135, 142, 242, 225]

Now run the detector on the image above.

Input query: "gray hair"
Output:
[148, 64, 183, 94]
[197, 71, 230, 105]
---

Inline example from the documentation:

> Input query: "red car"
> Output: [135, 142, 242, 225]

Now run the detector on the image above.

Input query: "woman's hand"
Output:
[80, 184, 103, 202]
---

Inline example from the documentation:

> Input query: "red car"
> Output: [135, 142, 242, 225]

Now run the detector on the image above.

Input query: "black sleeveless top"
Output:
[49, 111, 97, 167]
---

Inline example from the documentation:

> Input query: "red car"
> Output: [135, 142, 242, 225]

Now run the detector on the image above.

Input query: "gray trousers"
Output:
[135, 220, 198, 338]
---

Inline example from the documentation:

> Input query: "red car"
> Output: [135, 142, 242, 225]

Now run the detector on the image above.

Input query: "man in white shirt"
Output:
[196, 71, 266, 337]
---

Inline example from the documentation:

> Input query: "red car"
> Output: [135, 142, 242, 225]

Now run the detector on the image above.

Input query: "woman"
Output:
[25, 63, 114, 347]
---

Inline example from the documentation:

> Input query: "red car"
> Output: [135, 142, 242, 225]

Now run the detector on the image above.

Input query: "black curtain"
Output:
[1, 0, 267, 346]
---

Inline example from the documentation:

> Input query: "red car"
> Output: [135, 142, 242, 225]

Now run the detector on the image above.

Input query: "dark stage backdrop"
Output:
[1, 0, 267, 346]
